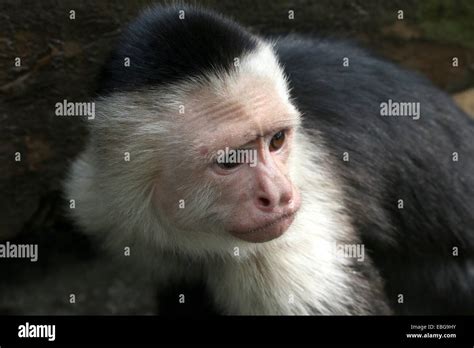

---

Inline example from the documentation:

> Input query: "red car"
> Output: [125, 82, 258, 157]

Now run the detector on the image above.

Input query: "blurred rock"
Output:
[454, 88, 474, 118]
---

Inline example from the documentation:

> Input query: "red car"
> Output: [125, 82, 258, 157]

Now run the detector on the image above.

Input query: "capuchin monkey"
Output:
[65, 5, 474, 315]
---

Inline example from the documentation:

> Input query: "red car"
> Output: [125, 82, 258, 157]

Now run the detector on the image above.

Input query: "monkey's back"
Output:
[275, 36, 474, 314]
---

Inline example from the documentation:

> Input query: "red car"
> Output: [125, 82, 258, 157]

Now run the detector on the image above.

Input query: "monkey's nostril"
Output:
[258, 197, 271, 207]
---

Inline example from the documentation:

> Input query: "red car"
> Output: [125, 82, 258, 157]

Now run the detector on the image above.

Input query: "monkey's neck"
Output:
[201, 200, 366, 314]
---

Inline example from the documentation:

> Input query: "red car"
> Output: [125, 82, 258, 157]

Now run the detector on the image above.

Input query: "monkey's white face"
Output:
[205, 123, 301, 243]
[153, 57, 302, 244]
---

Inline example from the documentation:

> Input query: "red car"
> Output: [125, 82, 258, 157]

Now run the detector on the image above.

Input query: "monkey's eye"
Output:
[216, 161, 241, 170]
[270, 130, 285, 151]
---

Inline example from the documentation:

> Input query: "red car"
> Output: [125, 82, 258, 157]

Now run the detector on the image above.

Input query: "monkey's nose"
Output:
[255, 188, 293, 212]
[257, 197, 271, 208]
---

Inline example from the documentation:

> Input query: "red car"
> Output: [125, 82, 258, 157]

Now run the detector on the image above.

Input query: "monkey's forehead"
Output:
[177, 77, 300, 145]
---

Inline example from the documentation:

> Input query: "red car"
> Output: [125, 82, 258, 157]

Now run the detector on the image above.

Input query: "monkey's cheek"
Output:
[228, 213, 296, 243]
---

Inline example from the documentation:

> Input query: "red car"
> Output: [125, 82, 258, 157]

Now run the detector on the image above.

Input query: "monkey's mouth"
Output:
[229, 212, 297, 243]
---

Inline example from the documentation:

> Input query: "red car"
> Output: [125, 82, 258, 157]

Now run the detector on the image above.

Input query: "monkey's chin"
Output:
[229, 213, 296, 243]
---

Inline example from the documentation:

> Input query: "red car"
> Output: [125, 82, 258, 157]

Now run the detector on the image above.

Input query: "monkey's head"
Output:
[74, 6, 307, 255]
[151, 49, 303, 244]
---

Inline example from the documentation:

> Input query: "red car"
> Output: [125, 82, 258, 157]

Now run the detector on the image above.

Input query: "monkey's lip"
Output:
[229, 212, 296, 243]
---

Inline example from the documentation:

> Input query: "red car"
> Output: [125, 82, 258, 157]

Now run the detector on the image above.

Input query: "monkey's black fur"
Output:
[101, 5, 474, 314]
[275, 37, 474, 314]
[99, 6, 258, 94]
